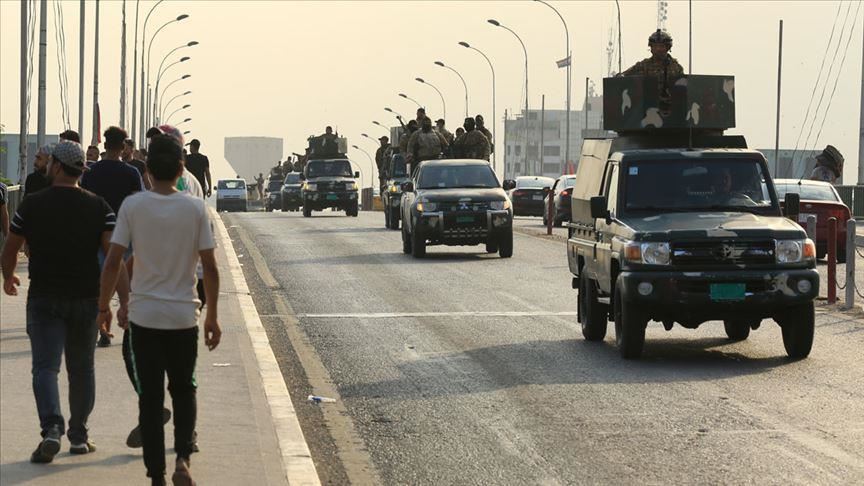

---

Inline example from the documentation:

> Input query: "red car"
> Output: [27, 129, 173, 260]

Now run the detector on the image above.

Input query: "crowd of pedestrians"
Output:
[0, 125, 221, 486]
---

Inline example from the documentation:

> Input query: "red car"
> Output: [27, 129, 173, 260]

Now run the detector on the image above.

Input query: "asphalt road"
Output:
[225, 210, 864, 485]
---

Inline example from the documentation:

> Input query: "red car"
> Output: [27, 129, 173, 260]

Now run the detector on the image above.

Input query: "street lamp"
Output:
[142, 13, 189, 139]
[161, 90, 191, 121]
[136, 0, 165, 144]
[415, 77, 446, 120]
[176, 117, 192, 126]
[384, 107, 404, 120]
[166, 104, 191, 124]
[154, 40, 197, 117]
[154, 56, 190, 123]
[159, 74, 190, 113]
[398, 93, 422, 109]
[351, 144, 373, 188]
[435, 61, 469, 118]
[535, 0, 571, 173]
[458, 41, 497, 173]
[372, 120, 390, 133]
[183, 130, 191, 135]
[488, 19, 530, 175]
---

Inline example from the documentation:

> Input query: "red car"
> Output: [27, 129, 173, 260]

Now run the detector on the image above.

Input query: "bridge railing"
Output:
[835, 185, 864, 218]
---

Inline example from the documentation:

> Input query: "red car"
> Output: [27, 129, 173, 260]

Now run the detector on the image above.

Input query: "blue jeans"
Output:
[26, 296, 99, 443]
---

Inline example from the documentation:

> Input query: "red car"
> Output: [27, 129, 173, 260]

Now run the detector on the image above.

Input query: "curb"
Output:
[210, 209, 321, 486]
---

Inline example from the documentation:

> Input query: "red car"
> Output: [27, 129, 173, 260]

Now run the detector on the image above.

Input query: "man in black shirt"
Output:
[184, 139, 211, 198]
[81, 126, 144, 216]
[122, 139, 151, 190]
[24, 145, 53, 197]
[1, 140, 129, 464]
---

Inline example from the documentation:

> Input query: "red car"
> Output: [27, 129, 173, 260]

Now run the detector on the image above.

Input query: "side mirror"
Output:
[590, 195, 609, 220]
[354, 171, 361, 179]
[503, 179, 516, 190]
[401, 181, 415, 192]
[784, 192, 800, 219]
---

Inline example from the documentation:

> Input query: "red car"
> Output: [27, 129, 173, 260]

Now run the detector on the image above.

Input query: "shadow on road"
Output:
[1, 454, 139, 486]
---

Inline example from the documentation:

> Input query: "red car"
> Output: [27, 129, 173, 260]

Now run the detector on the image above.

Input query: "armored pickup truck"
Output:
[569, 75, 818, 360]
[301, 158, 360, 217]
[383, 152, 409, 229]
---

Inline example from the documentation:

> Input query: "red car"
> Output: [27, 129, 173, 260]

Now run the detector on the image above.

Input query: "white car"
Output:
[216, 179, 248, 212]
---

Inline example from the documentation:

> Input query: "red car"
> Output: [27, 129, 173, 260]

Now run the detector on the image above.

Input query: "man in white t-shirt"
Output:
[97, 134, 221, 486]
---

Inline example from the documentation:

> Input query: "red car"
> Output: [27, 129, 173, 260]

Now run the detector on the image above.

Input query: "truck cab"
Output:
[301, 158, 360, 217]
[569, 75, 818, 360]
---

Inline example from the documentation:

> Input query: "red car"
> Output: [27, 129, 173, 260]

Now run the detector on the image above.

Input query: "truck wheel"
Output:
[303, 207, 311, 218]
[778, 302, 815, 360]
[485, 241, 498, 253]
[385, 208, 392, 228]
[579, 275, 608, 341]
[614, 281, 647, 359]
[402, 223, 412, 254]
[411, 229, 426, 258]
[723, 320, 752, 341]
[389, 208, 400, 230]
[498, 230, 513, 258]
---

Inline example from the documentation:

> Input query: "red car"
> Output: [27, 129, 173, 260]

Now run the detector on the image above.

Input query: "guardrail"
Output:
[836, 185, 864, 218]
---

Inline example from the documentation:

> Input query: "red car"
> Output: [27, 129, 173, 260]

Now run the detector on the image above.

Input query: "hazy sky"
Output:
[1, 0, 863, 182]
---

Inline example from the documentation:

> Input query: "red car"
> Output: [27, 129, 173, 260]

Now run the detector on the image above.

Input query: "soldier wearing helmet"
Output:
[621, 29, 684, 99]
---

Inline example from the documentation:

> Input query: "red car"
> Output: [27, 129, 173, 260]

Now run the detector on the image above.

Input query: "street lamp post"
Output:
[161, 90, 191, 121]
[372, 120, 390, 133]
[488, 19, 530, 175]
[177, 117, 191, 126]
[166, 104, 190, 124]
[458, 41, 497, 173]
[350, 144, 371, 188]
[384, 107, 404, 121]
[415, 78, 446, 120]
[158, 74, 190, 114]
[144, 14, 189, 133]
[435, 61, 469, 118]
[154, 56, 190, 124]
[154, 40, 197, 117]
[535, 0, 571, 174]
[138, 0, 165, 144]
[398, 93, 422, 109]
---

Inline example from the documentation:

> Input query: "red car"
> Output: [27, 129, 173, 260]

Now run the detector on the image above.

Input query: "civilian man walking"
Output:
[184, 139, 212, 198]
[98, 134, 221, 486]
[1, 141, 129, 463]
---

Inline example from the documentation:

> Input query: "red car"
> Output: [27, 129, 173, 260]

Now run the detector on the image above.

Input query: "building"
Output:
[502, 96, 607, 179]
[224, 136, 284, 182]
[0, 133, 60, 184]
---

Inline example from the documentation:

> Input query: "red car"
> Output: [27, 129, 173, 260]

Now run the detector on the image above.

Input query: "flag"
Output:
[556, 56, 571, 68]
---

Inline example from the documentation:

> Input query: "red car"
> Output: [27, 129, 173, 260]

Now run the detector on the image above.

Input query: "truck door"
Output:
[594, 162, 619, 294]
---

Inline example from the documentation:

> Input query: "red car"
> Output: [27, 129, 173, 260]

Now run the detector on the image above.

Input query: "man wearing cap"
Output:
[461, 117, 491, 161]
[474, 115, 493, 154]
[2, 140, 129, 463]
[810, 145, 844, 184]
[185, 139, 212, 198]
[435, 119, 455, 146]
[375, 136, 391, 193]
[24, 145, 54, 197]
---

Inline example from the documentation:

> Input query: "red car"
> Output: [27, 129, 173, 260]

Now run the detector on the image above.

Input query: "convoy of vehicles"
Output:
[301, 158, 360, 217]
[400, 159, 514, 258]
[215, 179, 249, 212]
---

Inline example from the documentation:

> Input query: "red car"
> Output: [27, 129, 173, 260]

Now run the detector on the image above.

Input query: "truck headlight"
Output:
[416, 201, 437, 212]
[625, 242, 671, 265]
[389, 185, 400, 193]
[303, 183, 317, 191]
[345, 181, 357, 191]
[776, 239, 815, 263]
[489, 200, 511, 211]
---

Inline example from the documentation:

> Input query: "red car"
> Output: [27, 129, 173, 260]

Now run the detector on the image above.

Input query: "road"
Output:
[225, 210, 864, 485]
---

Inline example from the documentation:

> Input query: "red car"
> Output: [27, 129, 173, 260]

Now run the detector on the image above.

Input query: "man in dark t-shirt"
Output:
[184, 139, 211, 198]
[24, 145, 53, 197]
[81, 126, 144, 214]
[1, 140, 129, 464]
[122, 138, 151, 190]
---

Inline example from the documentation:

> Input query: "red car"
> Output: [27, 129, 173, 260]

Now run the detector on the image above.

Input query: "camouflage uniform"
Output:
[622, 56, 684, 93]
[407, 129, 448, 161]
[461, 130, 491, 161]
[476, 126, 493, 154]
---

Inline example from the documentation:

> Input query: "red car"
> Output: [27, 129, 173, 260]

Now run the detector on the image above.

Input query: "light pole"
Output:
[154, 56, 190, 123]
[535, 0, 571, 174]
[158, 74, 190, 114]
[351, 144, 373, 188]
[488, 19, 530, 175]
[154, 40, 197, 116]
[458, 41, 497, 173]
[435, 61, 469, 118]
[177, 117, 191, 126]
[166, 104, 190, 124]
[384, 107, 404, 121]
[161, 90, 191, 121]
[143, 14, 188, 136]
[415, 78, 446, 120]
[372, 120, 390, 133]
[398, 93, 422, 108]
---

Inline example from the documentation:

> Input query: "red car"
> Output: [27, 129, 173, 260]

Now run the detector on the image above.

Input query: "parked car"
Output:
[508, 176, 555, 217]
[264, 178, 285, 212]
[215, 179, 248, 212]
[280, 173, 303, 211]
[775, 179, 851, 262]
[400, 159, 514, 258]
[543, 175, 577, 226]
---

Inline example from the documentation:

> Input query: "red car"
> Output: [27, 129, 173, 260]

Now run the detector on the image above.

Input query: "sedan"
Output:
[775, 179, 851, 262]
[508, 176, 555, 217]
[543, 175, 577, 226]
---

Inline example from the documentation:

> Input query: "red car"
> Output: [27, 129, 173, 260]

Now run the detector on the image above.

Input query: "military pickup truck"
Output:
[301, 158, 360, 217]
[569, 75, 818, 360]
[382, 152, 409, 230]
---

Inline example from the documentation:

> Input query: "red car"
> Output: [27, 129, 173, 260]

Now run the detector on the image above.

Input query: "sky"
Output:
[1, 0, 863, 183]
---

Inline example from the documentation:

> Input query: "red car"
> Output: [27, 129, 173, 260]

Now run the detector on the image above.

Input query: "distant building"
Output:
[503, 96, 608, 179]
[759, 148, 825, 181]
[0, 133, 60, 183]
[224, 136, 284, 182]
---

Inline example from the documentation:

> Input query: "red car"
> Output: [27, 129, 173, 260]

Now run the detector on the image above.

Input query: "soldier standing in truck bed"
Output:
[621, 29, 684, 102]
[460, 117, 491, 161]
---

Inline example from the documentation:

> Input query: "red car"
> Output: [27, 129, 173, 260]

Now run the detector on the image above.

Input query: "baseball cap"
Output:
[52, 140, 88, 171]
[157, 124, 185, 147]
[379, 135, 389, 141]
[435, 118, 445, 124]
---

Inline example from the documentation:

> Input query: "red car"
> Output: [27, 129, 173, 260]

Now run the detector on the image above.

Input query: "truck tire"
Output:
[485, 241, 498, 253]
[614, 280, 647, 359]
[579, 275, 609, 342]
[389, 208, 400, 230]
[303, 206, 311, 218]
[498, 230, 513, 258]
[411, 228, 426, 258]
[402, 223, 412, 254]
[723, 320, 752, 341]
[778, 302, 814, 360]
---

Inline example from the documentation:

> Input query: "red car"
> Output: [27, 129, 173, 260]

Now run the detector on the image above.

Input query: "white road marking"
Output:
[297, 311, 579, 319]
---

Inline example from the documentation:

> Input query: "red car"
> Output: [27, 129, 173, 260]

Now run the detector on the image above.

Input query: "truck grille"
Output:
[671, 240, 775, 266]
[438, 201, 492, 212]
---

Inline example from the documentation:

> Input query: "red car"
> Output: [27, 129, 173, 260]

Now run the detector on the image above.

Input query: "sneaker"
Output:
[69, 439, 96, 454]
[171, 458, 196, 486]
[97, 333, 112, 347]
[127, 408, 172, 448]
[191, 431, 199, 453]
[30, 426, 61, 463]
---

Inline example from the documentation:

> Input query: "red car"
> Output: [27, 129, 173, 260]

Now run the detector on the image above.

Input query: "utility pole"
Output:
[774, 20, 783, 178]
[120, 0, 127, 128]
[539, 95, 545, 177]
[131, 1, 139, 146]
[19, 0, 28, 183]
[37, 0, 47, 149]
[858, 23, 864, 184]
[689, 0, 693, 74]
[78, 0, 85, 142]
[91, 0, 100, 146]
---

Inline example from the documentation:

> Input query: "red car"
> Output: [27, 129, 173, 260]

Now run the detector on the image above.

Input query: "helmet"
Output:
[648, 29, 673, 47]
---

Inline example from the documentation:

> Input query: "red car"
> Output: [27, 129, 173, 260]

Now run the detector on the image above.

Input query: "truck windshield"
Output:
[418, 164, 499, 189]
[283, 173, 301, 184]
[306, 160, 353, 178]
[390, 156, 408, 178]
[218, 180, 245, 190]
[516, 177, 555, 189]
[624, 159, 775, 211]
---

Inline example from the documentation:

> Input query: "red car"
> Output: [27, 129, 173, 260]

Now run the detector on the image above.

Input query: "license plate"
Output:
[456, 216, 475, 223]
[798, 213, 816, 224]
[710, 283, 746, 301]
[326, 194, 338, 201]
[533, 195, 544, 201]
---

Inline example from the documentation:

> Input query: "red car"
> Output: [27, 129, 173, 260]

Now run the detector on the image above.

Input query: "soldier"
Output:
[460, 117, 491, 161]
[416, 107, 427, 125]
[375, 136, 391, 192]
[474, 115, 493, 153]
[398, 119, 419, 157]
[621, 29, 684, 101]
[407, 117, 448, 170]
[810, 145, 844, 184]
[435, 119, 455, 145]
